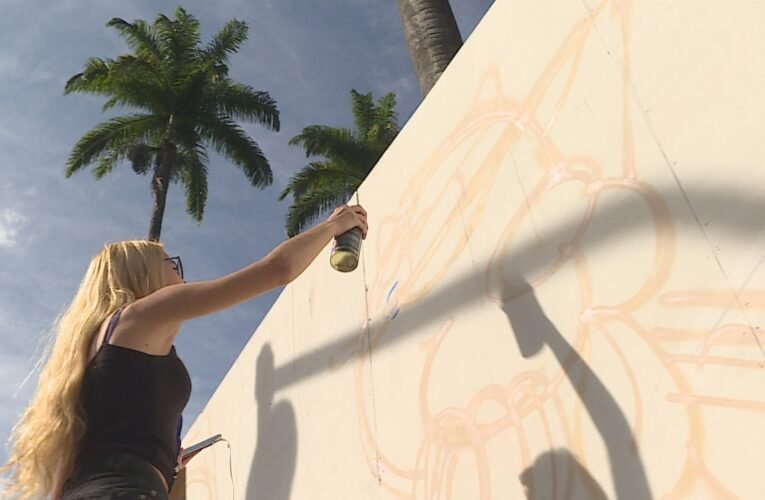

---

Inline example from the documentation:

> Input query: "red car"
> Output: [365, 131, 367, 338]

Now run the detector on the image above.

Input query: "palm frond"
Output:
[179, 146, 209, 221]
[209, 81, 279, 131]
[106, 18, 162, 63]
[100, 91, 164, 113]
[92, 151, 125, 179]
[100, 56, 169, 112]
[288, 126, 371, 165]
[278, 160, 363, 201]
[64, 58, 113, 95]
[203, 19, 248, 65]
[65, 114, 163, 177]
[198, 114, 272, 187]
[110, 54, 167, 86]
[155, 7, 201, 71]
[373, 92, 399, 140]
[284, 187, 354, 237]
[350, 89, 375, 139]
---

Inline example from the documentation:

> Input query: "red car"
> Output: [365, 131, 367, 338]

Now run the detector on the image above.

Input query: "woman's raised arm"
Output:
[132, 205, 367, 326]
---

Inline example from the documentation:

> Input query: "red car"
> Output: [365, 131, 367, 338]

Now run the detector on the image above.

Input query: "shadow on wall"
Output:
[246, 344, 297, 500]
[251, 186, 762, 495]
[520, 448, 608, 500]
[503, 278, 652, 500]
[271, 187, 765, 390]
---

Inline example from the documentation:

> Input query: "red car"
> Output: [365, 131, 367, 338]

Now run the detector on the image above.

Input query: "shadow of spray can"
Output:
[330, 227, 363, 272]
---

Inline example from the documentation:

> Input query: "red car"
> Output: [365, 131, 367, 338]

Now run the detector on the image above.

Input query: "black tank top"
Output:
[77, 308, 192, 489]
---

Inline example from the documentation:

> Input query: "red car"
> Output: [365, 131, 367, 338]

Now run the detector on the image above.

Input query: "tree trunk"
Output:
[148, 146, 174, 242]
[396, 0, 463, 98]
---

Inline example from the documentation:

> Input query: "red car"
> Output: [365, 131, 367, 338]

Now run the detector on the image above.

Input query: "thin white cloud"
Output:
[0, 209, 25, 248]
[0, 53, 54, 83]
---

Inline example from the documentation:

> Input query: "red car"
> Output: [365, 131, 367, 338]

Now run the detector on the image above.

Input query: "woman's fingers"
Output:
[334, 204, 368, 238]
[176, 447, 185, 470]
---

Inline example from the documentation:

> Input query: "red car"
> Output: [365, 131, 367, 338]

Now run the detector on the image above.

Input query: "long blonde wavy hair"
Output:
[0, 240, 171, 499]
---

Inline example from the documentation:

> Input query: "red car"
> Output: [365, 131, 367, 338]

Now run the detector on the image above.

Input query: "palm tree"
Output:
[279, 90, 398, 237]
[396, 0, 464, 98]
[64, 7, 279, 241]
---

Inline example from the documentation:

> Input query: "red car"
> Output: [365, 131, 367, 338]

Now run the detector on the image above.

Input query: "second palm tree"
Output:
[280, 89, 399, 237]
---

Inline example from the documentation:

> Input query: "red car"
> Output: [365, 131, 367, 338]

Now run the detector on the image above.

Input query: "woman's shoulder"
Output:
[95, 303, 179, 357]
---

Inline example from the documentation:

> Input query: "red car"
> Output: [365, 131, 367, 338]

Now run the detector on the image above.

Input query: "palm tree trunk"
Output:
[148, 146, 174, 242]
[396, 0, 463, 98]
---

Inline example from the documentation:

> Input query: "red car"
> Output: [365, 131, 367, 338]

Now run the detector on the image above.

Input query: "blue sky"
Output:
[0, 0, 493, 470]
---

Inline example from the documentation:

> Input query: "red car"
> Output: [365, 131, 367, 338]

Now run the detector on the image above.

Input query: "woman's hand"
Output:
[326, 204, 368, 239]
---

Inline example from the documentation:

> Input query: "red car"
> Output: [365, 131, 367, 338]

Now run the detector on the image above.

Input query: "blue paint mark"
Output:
[386, 281, 399, 303]
[385, 281, 400, 321]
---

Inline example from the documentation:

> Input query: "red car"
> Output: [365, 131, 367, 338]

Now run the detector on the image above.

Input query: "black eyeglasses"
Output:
[164, 256, 184, 280]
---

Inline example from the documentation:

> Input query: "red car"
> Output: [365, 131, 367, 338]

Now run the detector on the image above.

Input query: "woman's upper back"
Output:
[79, 306, 191, 489]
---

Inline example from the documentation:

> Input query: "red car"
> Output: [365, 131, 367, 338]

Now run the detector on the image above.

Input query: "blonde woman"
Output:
[0, 204, 368, 499]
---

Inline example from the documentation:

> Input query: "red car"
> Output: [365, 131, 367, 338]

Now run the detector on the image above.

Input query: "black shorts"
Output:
[61, 452, 169, 499]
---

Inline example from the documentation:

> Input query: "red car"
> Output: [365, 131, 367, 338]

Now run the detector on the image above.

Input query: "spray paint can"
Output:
[330, 227, 363, 272]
